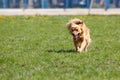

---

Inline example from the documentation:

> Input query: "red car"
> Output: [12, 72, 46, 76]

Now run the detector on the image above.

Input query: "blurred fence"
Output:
[0, 0, 120, 9]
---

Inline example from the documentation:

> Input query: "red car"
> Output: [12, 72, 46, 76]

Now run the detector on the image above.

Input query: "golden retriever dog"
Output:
[67, 18, 91, 52]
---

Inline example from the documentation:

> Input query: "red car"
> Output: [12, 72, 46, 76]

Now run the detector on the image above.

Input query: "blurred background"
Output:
[0, 0, 120, 9]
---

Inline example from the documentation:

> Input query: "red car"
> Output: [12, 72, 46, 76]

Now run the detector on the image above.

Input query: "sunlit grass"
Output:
[0, 15, 120, 80]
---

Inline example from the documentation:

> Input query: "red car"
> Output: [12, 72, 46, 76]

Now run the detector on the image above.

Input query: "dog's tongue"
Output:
[73, 35, 78, 39]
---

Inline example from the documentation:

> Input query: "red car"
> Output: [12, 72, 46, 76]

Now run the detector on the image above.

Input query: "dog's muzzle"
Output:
[72, 33, 80, 40]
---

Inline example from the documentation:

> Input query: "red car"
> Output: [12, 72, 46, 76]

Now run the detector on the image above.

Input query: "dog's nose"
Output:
[78, 33, 80, 36]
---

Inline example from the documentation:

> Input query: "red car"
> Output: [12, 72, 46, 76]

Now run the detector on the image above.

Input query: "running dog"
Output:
[67, 18, 91, 52]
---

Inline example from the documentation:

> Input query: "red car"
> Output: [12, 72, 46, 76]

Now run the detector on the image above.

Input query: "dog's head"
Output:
[67, 18, 84, 40]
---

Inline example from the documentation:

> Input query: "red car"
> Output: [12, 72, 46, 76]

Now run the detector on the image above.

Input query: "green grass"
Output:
[0, 15, 120, 80]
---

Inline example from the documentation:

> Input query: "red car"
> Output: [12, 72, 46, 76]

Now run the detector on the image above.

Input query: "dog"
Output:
[67, 18, 91, 52]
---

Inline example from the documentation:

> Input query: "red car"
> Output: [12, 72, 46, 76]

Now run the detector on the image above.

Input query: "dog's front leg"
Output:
[73, 40, 80, 52]
[79, 40, 86, 52]
[76, 45, 80, 52]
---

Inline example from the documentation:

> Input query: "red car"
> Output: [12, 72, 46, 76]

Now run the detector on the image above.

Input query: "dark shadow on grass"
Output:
[47, 49, 76, 53]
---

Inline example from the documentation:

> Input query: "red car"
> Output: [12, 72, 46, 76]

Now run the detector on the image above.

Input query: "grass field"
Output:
[0, 15, 120, 80]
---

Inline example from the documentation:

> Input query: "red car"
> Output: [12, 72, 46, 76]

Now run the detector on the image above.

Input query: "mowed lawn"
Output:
[0, 15, 120, 80]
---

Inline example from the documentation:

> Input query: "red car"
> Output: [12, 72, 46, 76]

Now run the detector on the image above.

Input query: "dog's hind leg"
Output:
[84, 42, 88, 52]
[84, 39, 91, 52]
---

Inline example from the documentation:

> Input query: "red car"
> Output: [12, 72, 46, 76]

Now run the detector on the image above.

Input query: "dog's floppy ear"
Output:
[66, 22, 71, 30]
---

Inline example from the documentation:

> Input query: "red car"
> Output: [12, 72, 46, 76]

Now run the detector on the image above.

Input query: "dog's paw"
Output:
[77, 50, 82, 53]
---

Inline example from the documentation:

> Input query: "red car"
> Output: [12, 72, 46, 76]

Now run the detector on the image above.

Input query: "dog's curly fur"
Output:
[67, 18, 91, 52]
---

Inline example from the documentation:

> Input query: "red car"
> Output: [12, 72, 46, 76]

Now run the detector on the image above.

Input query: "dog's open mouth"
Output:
[72, 33, 80, 40]
[73, 35, 79, 40]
